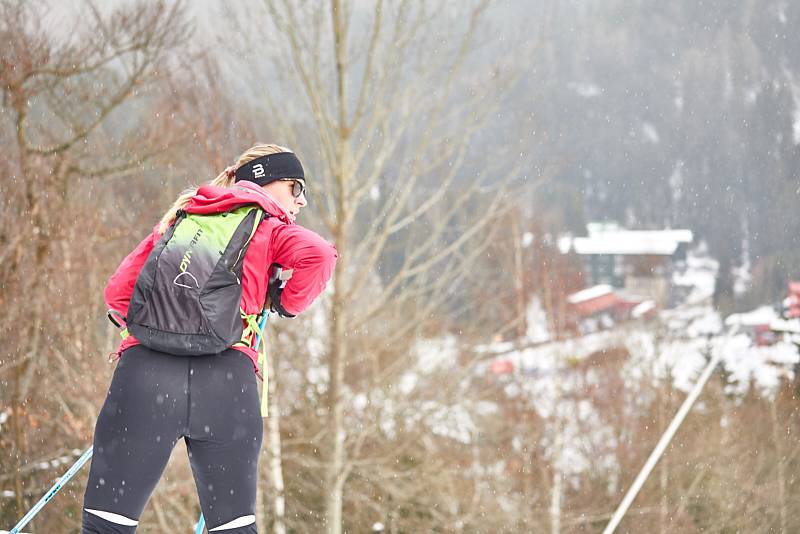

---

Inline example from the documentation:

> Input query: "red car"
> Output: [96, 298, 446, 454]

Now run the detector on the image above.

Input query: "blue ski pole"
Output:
[10, 446, 94, 534]
[254, 310, 269, 350]
[195, 310, 270, 534]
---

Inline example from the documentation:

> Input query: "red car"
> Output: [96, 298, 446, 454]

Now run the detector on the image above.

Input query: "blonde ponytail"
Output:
[156, 143, 293, 234]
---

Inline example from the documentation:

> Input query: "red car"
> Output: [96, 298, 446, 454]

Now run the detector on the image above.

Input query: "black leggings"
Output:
[82, 345, 263, 533]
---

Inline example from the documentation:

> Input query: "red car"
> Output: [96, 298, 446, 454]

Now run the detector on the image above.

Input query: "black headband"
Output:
[234, 152, 305, 186]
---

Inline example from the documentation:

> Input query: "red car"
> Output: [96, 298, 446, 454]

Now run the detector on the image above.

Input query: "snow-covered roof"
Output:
[567, 284, 614, 304]
[560, 226, 694, 256]
[631, 300, 656, 318]
[724, 305, 779, 327]
[770, 318, 800, 334]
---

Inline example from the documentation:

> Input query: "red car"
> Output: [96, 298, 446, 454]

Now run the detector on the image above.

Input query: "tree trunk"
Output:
[770, 399, 787, 532]
[267, 350, 287, 534]
[511, 215, 527, 339]
[324, 263, 347, 534]
[325, 0, 349, 523]
[659, 383, 670, 534]
[11, 360, 26, 517]
[256, 483, 267, 534]
[549, 459, 562, 534]
[549, 421, 563, 534]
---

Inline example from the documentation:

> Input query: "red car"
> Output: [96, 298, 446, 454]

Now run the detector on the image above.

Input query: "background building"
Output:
[559, 222, 693, 307]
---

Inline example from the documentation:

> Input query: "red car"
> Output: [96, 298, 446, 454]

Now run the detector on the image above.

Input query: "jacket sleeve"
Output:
[269, 224, 338, 316]
[104, 228, 159, 318]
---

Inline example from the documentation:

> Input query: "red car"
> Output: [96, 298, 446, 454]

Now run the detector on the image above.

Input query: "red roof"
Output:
[787, 281, 800, 318]
[571, 291, 623, 317]
[567, 285, 651, 319]
[490, 359, 514, 375]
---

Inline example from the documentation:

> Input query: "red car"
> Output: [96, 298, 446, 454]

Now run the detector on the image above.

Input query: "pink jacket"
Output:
[105, 180, 337, 370]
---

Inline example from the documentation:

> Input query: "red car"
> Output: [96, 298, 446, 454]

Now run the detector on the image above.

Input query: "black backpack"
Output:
[126, 205, 268, 355]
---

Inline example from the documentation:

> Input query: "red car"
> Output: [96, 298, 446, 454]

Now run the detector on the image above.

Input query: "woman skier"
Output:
[81, 144, 337, 533]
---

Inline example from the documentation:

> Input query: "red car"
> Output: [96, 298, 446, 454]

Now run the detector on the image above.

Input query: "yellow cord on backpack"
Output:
[238, 309, 269, 417]
[258, 340, 268, 418]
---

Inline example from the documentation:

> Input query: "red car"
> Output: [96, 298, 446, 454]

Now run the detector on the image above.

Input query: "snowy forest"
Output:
[1, 0, 799, 532]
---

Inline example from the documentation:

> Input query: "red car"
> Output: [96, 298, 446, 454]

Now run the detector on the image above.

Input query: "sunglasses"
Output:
[280, 178, 306, 198]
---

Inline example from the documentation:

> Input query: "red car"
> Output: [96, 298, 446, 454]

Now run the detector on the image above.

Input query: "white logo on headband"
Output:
[252, 164, 266, 180]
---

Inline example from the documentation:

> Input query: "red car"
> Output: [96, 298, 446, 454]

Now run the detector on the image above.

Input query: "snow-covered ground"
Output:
[275, 248, 797, 491]
[407, 249, 800, 485]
